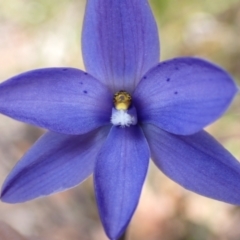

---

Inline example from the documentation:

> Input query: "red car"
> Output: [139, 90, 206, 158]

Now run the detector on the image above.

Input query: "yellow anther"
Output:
[114, 91, 132, 110]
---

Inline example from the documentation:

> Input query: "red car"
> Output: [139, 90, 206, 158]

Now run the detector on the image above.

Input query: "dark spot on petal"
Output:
[143, 76, 147, 80]
[174, 91, 178, 95]
[84, 90, 88, 94]
[84, 72, 88, 75]
[62, 68, 68, 71]
[175, 67, 179, 70]
[166, 78, 170, 82]
[80, 82, 83, 85]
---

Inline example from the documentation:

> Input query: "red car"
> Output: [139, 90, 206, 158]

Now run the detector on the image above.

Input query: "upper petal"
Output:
[134, 57, 238, 135]
[143, 124, 240, 205]
[0, 68, 112, 134]
[94, 126, 150, 239]
[82, 0, 160, 93]
[1, 126, 110, 203]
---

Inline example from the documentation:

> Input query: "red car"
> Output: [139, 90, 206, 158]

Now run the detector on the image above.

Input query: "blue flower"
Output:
[0, 0, 239, 239]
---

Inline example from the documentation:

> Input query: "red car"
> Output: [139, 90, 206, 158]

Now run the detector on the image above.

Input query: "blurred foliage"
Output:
[150, 0, 240, 83]
[0, 0, 240, 240]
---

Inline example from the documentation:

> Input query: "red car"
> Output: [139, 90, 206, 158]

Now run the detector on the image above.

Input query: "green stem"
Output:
[118, 229, 127, 240]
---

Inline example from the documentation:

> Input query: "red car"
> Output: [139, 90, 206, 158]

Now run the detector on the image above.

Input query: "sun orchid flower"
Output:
[0, 0, 239, 239]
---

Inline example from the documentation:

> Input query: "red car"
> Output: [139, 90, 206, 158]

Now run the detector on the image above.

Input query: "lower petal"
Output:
[143, 124, 240, 204]
[1, 126, 110, 203]
[94, 126, 150, 239]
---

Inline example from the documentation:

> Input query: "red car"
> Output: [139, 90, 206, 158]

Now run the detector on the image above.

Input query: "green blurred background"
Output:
[0, 0, 240, 239]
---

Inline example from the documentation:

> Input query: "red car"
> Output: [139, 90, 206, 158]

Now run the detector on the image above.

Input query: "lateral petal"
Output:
[0, 68, 112, 134]
[134, 57, 237, 135]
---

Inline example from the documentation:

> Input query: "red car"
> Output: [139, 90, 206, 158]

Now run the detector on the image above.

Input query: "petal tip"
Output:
[1, 189, 18, 204]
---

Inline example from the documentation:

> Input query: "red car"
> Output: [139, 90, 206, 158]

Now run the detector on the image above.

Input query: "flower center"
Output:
[111, 90, 137, 127]
[113, 91, 131, 110]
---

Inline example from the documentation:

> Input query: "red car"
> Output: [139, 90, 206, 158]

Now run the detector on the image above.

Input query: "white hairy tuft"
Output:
[111, 109, 137, 127]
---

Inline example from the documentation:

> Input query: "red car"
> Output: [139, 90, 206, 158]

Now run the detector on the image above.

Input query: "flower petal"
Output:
[134, 57, 237, 135]
[82, 0, 159, 93]
[1, 126, 110, 203]
[143, 124, 240, 204]
[94, 126, 150, 239]
[0, 68, 112, 134]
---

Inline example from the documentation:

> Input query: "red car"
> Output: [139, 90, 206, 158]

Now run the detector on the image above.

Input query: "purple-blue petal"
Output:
[134, 57, 237, 135]
[82, 0, 160, 93]
[94, 126, 150, 239]
[0, 68, 112, 134]
[1, 126, 110, 203]
[143, 124, 240, 204]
